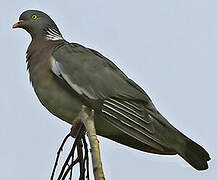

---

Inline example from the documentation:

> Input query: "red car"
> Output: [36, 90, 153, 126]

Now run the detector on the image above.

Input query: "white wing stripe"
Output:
[108, 98, 143, 116]
[123, 100, 142, 111]
[50, 56, 97, 99]
[102, 109, 160, 144]
[104, 100, 146, 123]
[102, 110, 133, 128]
[51, 57, 61, 77]
[103, 103, 146, 128]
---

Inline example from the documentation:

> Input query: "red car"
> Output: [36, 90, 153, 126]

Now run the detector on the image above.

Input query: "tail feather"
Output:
[178, 137, 210, 170]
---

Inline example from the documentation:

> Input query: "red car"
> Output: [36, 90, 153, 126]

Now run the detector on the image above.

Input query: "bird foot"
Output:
[70, 117, 83, 138]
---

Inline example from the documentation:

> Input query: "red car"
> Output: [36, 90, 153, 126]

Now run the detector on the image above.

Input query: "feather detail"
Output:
[50, 56, 97, 99]
[46, 28, 63, 41]
[101, 98, 167, 150]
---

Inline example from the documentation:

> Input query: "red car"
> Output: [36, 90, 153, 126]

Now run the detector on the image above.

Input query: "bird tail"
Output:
[175, 133, 210, 170]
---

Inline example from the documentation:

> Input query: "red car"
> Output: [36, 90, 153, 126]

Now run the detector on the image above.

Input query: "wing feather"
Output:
[101, 98, 169, 150]
[50, 43, 172, 151]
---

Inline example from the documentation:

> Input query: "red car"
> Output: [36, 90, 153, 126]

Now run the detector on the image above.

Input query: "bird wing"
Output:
[51, 43, 173, 151]
[52, 43, 150, 101]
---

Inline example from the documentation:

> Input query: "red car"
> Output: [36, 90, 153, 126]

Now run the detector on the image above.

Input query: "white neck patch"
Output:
[46, 28, 64, 41]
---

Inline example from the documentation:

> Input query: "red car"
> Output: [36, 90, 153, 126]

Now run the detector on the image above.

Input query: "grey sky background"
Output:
[1, 0, 216, 179]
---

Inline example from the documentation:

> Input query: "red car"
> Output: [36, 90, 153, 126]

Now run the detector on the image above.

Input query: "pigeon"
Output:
[13, 10, 210, 170]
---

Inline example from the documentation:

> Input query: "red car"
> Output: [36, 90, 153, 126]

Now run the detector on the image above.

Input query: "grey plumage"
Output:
[13, 10, 210, 171]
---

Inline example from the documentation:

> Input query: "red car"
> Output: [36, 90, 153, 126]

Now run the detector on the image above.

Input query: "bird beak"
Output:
[12, 20, 24, 28]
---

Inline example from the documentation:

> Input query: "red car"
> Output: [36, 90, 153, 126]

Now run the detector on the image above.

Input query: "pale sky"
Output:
[1, 0, 216, 179]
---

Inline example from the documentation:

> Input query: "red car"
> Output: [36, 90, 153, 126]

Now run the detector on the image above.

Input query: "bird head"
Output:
[13, 10, 63, 40]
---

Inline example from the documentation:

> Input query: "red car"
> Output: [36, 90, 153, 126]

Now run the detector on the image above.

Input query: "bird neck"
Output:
[26, 37, 64, 82]
[45, 27, 64, 41]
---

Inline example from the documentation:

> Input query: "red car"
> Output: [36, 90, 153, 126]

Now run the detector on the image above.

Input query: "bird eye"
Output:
[31, 15, 38, 19]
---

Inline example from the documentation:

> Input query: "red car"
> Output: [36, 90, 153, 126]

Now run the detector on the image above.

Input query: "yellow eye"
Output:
[32, 15, 38, 19]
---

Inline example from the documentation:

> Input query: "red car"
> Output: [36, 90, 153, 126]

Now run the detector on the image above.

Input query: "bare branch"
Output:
[50, 133, 71, 180]
[57, 125, 85, 180]
[78, 105, 105, 180]
[50, 105, 105, 180]
[77, 140, 85, 180]
[83, 136, 90, 180]
[61, 158, 79, 179]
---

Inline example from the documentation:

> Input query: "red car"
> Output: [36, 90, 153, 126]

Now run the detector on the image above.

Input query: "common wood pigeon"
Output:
[13, 10, 210, 170]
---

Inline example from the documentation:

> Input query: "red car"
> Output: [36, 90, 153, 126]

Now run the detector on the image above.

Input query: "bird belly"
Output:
[32, 72, 83, 124]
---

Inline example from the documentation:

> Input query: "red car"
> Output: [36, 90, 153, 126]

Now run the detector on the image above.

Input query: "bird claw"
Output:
[70, 117, 83, 138]
[70, 105, 94, 138]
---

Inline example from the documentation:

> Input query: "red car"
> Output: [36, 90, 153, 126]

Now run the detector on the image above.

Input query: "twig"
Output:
[69, 157, 73, 180]
[61, 158, 79, 180]
[57, 125, 85, 180]
[83, 136, 90, 180]
[50, 105, 105, 180]
[50, 133, 71, 180]
[77, 140, 85, 180]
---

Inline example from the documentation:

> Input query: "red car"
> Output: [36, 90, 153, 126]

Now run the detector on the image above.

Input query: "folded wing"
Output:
[51, 42, 175, 152]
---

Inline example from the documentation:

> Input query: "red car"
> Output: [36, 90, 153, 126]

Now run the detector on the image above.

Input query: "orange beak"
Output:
[12, 20, 24, 28]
